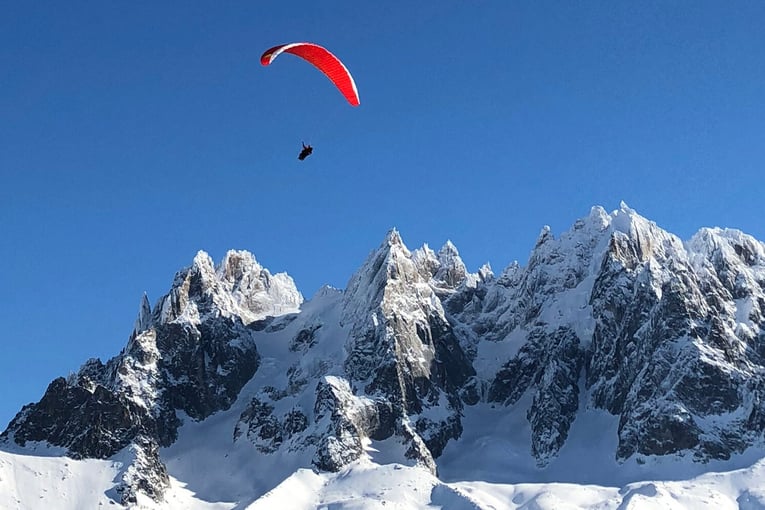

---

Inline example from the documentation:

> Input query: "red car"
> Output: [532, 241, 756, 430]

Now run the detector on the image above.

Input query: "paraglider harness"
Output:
[298, 142, 313, 161]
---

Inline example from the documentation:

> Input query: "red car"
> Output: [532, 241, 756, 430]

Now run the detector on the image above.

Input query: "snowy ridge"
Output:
[4, 204, 765, 508]
[5, 448, 765, 509]
[156, 250, 302, 326]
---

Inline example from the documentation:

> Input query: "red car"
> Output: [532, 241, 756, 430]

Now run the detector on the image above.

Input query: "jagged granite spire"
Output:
[332, 230, 475, 471]
[132, 292, 152, 338]
[433, 241, 468, 290]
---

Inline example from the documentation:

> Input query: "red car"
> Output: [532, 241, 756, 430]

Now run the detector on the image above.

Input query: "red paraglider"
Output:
[260, 42, 360, 107]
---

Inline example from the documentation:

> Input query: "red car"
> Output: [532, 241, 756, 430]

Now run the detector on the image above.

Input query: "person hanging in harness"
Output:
[298, 142, 313, 161]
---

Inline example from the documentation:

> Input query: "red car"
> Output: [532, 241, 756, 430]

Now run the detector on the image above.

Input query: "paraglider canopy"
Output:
[260, 42, 360, 107]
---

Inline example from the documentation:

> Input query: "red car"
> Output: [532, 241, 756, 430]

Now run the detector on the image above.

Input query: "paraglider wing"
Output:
[260, 42, 360, 107]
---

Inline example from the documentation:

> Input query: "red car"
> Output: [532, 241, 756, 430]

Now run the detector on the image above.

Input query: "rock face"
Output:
[231, 231, 476, 478]
[1, 250, 302, 504]
[456, 203, 765, 466]
[339, 230, 475, 471]
[4, 203, 765, 504]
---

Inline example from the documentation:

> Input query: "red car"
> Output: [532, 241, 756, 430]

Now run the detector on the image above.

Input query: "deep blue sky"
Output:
[2, 1, 764, 428]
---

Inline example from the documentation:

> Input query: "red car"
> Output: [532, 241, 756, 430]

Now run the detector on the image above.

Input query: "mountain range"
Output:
[3, 202, 765, 509]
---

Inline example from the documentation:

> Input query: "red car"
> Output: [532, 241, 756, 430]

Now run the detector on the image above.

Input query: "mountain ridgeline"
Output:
[3, 203, 765, 505]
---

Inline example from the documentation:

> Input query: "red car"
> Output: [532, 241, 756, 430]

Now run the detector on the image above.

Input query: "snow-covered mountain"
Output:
[3, 203, 765, 509]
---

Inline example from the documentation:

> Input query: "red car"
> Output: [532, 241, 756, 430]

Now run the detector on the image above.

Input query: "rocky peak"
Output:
[438, 240, 459, 259]
[155, 249, 302, 327]
[1, 250, 304, 504]
[433, 241, 468, 290]
[132, 292, 152, 338]
[338, 230, 475, 470]
[341, 230, 417, 330]
[607, 203, 686, 267]
[218, 249, 303, 323]
[477, 263, 493, 282]
[410, 240, 469, 293]
[534, 225, 553, 248]
[688, 228, 765, 275]
[385, 227, 405, 248]
[686, 228, 765, 342]
[411, 244, 440, 281]
[152, 251, 213, 325]
[447, 204, 765, 467]
[219, 249, 263, 281]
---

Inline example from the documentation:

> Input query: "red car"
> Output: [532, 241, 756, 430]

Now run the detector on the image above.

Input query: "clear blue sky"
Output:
[2, 1, 765, 428]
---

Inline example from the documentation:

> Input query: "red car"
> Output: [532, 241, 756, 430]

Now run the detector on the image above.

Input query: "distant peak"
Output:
[437, 240, 464, 270]
[610, 203, 642, 235]
[219, 250, 263, 282]
[312, 285, 343, 300]
[374, 228, 410, 259]
[192, 250, 215, 271]
[619, 200, 634, 214]
[417, 243, 436, 257]
[439, 240, 459, 257]
[385, 228, 403, 247]
[588, 206, 611, 228]
[223, 249, 258, 266]
[478, 263, 494, 282]
[132, 292, 152, 336]
[535, 226, 553, 247]
[433, 240, 467, 288]
[688, 227, 765, 267]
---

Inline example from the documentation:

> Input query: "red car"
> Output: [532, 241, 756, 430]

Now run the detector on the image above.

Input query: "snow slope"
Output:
[6, 446, 765, 510]
[0, 446, 230, 510]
